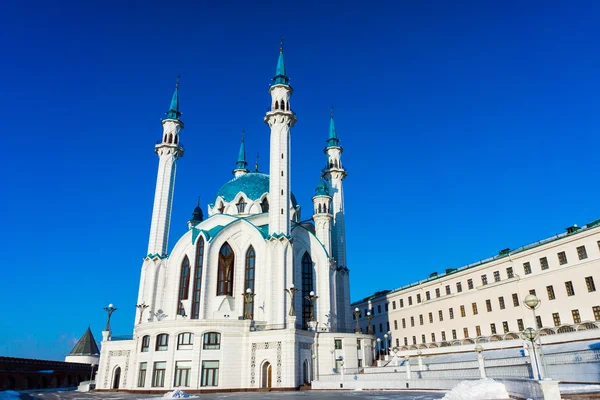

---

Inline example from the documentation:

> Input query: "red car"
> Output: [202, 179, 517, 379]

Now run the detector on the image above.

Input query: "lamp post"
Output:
[312, 353, 318, 381]
[90, 363, 96, 382]
[340, 360, 345, 382]
[384, 334, 389, 359]
[304, 291, 318, 322]
[524, 294, 547, 377]
[475, 344, 486, 378]
[103, 304, 117, 331]
[242, 288, 256, 320]
[387, 331, 392, 354]
[284, 284, 300, 316]
[376, 338, 381, 361]
[330, 349, 335, 373]
[404, 355, 411, 380]
[136, 303, 149, 325]
[354, 307, 361, 333]
[417, 350, 423, 371]
[366, 311, 373, 334]
[523, 327, 541, 380]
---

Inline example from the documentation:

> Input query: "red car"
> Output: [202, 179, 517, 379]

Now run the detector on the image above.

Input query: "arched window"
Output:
[203, 332, 221, 349]
[244, 246, 256, 319]
[191, 237, 205, 319]
[141, 335, 150, 352]
[318, 204, 322, 213]
[218, 202, 225, 214]
[156, 334, 169, 351]
[217, 242, 234, 296]
[168, 134, 173, 144]
[177, 332, 194, 350]
[274, 101, 279, 110]
[302, 252, 314, 328]
[177, 256, 190, 316]
[261, 197, 269, 212]
[236, 197, 246, 213]
[323, 203, 327, 213]
[164, 134, 167, 142]
[174, 135, 178, 144]
[281, 100, 285, 110]
[287, 102, 290, 111]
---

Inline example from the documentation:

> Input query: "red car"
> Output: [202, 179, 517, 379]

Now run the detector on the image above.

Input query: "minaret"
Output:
[312, 180, 333, 255]
[233, 132, 249, 177]
[264, 39, 297, 236]
[187, 197, 204, 229]
[147, 78, 184, 257]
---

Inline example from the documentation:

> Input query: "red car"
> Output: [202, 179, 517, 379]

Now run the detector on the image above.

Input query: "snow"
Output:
[162, 389, 198, 399]
[0, 391, 21, 400]
[442, 379, 510, 400]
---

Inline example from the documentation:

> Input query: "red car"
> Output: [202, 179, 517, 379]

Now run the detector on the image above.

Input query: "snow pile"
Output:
[0, 391, 21, 400]
[443, 379, 510, 400]
[163, 389, 197, 399]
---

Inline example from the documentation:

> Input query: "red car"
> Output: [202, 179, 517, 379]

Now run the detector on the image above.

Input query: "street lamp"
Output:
[384, 334, 389, 357]
[242, 288, 256, 320]
[475, 345, 485, 378]
[312, 353, 318, 380]
[284, 284, 300, 316]
[376, 338, 381, 360]
[103, 304, 117, 331]
[304, 291, 318, 321]
[387, 330, 392, 353]
[523, 327, 541, 380]
[354, 307, 361, 333]
[524, 294, 546, 377]
[366, 311, 373, 334]
[90, 363, 96, 382]
[136, 303, 149, 325]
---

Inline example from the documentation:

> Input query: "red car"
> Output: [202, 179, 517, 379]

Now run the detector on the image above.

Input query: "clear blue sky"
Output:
[1, 1, 599, 360]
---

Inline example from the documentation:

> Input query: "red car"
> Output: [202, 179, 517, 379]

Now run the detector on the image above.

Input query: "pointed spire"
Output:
[272, 38, 290, 86]
[255, 152, 260, 172]
[68, 326, 100, 356]
[326, 106, 340, 147]
[165, 75, 181, 120]
[190, 196, 204, 224]
[236, 130, 248, 170]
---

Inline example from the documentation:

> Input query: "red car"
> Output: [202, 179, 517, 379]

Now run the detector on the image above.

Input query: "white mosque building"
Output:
[95, 45, 374, 392]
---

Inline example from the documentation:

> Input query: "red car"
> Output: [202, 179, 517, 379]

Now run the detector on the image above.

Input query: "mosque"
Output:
[95, 44, 374, 391]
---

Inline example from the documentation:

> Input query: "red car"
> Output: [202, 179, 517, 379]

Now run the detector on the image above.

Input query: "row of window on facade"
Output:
[175, 236, 316, 325]
[138, 360, 219, 388]
[273, 99, 290, 111]
[361, 242, 599, 316]
[140, 332, 221, 352]
[163, 133, 179, 145]
[216, 197, 270, 215]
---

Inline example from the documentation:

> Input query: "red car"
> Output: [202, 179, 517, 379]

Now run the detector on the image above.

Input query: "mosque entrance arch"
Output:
[112, 367, 121, 389]
[261, 362, 272, 388]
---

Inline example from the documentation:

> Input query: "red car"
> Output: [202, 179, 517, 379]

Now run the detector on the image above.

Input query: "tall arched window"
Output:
[274, 101, 279, 110]
[237, 197, 246, 213]
[174, 135, 178, 144]
[191, 237, 205, 319]
[177, 256, 190, 316]
[244, 246, 256, 319]
[286, 102, 290, 111]
[168, 134, 173, 144]
[260, 198, 269, 213]
[217, 242, 234, 296]
[281, 100, 285, 110]
[302, 252, 314, 329]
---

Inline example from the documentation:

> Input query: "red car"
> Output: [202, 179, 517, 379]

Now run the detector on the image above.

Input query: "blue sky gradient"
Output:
[1, 1, 599, 360]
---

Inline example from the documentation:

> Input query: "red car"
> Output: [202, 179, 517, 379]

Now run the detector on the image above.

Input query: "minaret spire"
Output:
[166, 75, 181, 120]
[327, 106, 340, 147]
[233, 130, 249, 177]
[273, 37, 289, 86]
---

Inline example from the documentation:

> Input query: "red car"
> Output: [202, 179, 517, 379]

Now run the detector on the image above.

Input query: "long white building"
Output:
[353, 219, 600, 352]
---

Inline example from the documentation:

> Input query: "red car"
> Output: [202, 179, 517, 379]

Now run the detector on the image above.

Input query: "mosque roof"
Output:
[212, 172, 297, 206]
[68, 326, 99, 356]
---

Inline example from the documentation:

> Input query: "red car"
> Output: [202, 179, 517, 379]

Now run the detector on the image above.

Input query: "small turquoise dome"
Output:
[314, 180, 330, 196]
[214, 172, 297, 206]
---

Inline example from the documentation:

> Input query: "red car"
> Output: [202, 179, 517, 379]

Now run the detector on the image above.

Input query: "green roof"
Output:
[212, 172, 297, 206]
[272, 49, 290, 86]
[235, 137, 248, 171]
[68, 326, 99, 356]
[326, 114, 340, 147]
[165, 81, 181, 120]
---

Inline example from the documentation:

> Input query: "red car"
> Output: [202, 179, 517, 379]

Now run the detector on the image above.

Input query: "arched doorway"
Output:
[261, 362, 272, 388]
[112, 367, 121, 389]
[303, 360, 309, 384]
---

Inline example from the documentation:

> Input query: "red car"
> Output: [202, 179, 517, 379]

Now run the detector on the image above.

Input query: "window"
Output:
[493, 271, 500, 282]
[410, 316, 415, 327]
[572, 309, 581, 324]
[394, 320, 398, 330]
[502, 321, 509, 333]
[387, 321, 390, 331]
[565, 281, 575, 296]
[486, 299, 492, 312]
[156, 334, 169, 351]
[334, 339, 342, 349]
[512, 293, 519, 307]
[174, 361, 192, 387]
[138, 362, 147, 387]
[481, 275, 488, 286]
[586, 276, 596, 292]
[191, 237, 205, 319]
[460, 305, 466, 317]
[577, 246, 588, 260]
[498, 296, 505, 310]
[558, 251, 568, 265]
[435, 288, 441, 298]
[490, 323, 497, 334]
[141, 335, 150, 352]
[412, 336, 416, 345]
[236, 197, 246, 213]
[452, 329, 457, 340]
[357, 339, 362, 350]
[547, 285, 556, 300]
[201, 361, 219, 387]
[429, 312, 433, 323]
[463, 327, 469, 338]
[301, 252, 314, 327]
[392, 301, 396, 310]
[408, 296, 413, 306]
[536, 316, 542, 329]
[178, 256, 191, 316]
[449, 307, 454, 319]
[396, 338, 400, 347]
[378, 305, 381, 314]
[431, 333, 436, 342]
[540, 257, 549, 270]
[456, 282, 462, 292]
[400, 299, 404, 308]
[446, 285, 451, 295]
[593, 306, 600, 321]
[553, 313, 561, 326]
[438, 310, 443, 322]
[416, 294, 421, 303]
[426, 291, 431, 301]
[385, 303, 389, 311]
[506, 267, 514, 279]
[419, 314, 423, 325]
[217, 242, 234, 296]
[517, 319, 524, 331]
[529, 289, 536, 296]
[475, 326, 481, 336]
[152, 362, 167, 387]
[404, 337, 408, 346]
[472, 302, 478, 315]
[402, 318, 406, 328]
[467, 279, 474, 290]
[260, 197, 269, 212]
[441, 331, 446, 341]
[177, 333, 194, 350]
[523, 262, 532, 275]
[203, 332, 221, 350]
[244, 246, 256, 319]
[421, 334, 426, 344]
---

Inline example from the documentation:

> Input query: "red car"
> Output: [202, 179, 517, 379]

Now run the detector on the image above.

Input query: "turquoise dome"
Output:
[314, 180, 330, 196]
[213, 173, 297, 206]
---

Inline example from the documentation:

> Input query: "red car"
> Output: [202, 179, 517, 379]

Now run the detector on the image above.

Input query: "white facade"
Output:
[353, 220, 600, 352]
[96, 48, 362, 392]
